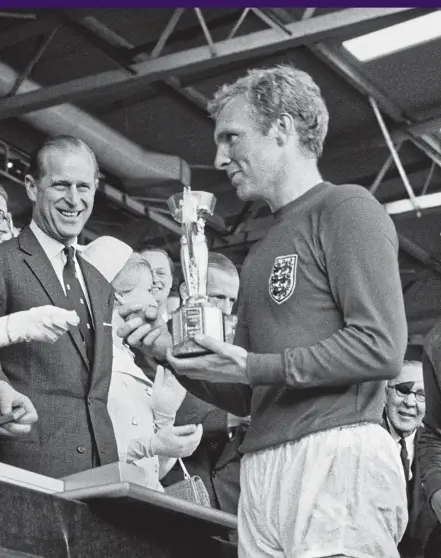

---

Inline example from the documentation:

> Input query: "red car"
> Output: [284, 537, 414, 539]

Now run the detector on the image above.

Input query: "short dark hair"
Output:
[0, 184, 8, 204]
[28, 135, 99, 181]
[208, 252, 238, 278]
[135, 242, 175, 275]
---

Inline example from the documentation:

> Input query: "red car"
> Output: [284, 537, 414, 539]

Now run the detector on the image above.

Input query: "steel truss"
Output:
[0, 8, 414, 118]
[2, 7, 441, 246]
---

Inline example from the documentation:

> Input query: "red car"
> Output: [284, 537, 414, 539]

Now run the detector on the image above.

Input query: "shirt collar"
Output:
[407, 429, 417, 446]
[386, 416, 417, 446]
[30, 220, 78, 262]
[273, 182, 326, 221]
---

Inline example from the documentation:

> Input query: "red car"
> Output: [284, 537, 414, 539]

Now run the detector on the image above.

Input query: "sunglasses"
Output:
[393, 383, 425, 403]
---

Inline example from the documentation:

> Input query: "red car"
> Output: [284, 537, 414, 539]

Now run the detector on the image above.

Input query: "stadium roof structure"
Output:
[0, 7, 440, 339]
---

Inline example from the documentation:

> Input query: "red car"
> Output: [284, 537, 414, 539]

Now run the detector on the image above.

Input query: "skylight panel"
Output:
[343, 11, 441, 62]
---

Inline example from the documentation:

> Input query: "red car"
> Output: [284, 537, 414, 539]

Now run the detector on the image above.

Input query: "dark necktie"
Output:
[63, 246, 94, 365]
[399, 437, 411, 482]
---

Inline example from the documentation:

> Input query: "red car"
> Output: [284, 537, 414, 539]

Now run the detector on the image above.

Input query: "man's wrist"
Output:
[5, 313, 26, 345]
[154, 410, 176, 429]
[246, 352, 284, 387]
[0, 316, 11, 347]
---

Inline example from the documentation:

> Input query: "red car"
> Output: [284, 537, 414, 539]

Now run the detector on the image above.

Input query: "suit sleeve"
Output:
[419, 341, 441, 503]
[174, 392, 228, 438]
[172, 292, 253, 417]
[245, 197, 407, 389]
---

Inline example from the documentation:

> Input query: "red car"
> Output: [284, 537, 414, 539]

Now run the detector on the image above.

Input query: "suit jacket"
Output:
[162, 391, 243, 515]
[0, 227, 118, 478]
[383, 416, 437, 557]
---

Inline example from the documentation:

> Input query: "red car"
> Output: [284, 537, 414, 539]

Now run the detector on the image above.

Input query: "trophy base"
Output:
[171, 341, 211, 359]
[170, 301, 224, 359]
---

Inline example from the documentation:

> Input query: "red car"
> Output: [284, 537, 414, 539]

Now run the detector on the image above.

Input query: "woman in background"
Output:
[82, 237, 202, 490]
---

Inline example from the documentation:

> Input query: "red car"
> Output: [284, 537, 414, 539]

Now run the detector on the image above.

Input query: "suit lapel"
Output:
[19, 227, 90, 369]
[78, 255, 108, 382]
[20, 227, 67, 309]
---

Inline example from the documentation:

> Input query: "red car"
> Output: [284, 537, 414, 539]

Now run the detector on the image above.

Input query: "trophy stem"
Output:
[167, 187, 224, 358]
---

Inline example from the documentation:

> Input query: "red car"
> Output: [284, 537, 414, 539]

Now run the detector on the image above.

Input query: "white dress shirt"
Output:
[387, 417, 416, 480]
[29, 220, 92, 316]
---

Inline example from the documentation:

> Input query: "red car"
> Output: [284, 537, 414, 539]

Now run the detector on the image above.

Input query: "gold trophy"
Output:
[167, 187, 234, 357]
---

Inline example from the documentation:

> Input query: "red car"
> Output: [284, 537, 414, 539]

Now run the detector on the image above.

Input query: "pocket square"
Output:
[103, 322, 112, 327]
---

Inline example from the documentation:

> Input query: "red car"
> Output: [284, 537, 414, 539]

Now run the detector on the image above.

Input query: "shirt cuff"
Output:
[245, 353, 284, 387]
[0, 316, 11, 348]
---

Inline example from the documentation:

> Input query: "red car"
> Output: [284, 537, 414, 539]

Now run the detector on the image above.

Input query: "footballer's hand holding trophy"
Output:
[167, 186, 236, 358]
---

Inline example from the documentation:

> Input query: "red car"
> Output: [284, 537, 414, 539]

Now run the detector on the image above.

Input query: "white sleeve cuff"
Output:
[0, 316, 11, 348]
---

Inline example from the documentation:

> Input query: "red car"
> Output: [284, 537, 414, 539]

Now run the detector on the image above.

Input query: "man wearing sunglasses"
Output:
[0, 185, 15, 244]
[417, 323, 441, 557]
[384, 359, 436, 558]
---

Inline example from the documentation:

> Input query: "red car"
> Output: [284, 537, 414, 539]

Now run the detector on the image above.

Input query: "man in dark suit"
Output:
[0, 135, 118, 478]
[162, 253, 248, 515]
[418, 323, 441, 558]
[384, 358, 437, 558]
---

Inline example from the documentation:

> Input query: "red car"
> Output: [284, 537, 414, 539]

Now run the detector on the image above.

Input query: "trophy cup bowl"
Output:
[167, 188, 230, 358]
[167, 191, 216, 219]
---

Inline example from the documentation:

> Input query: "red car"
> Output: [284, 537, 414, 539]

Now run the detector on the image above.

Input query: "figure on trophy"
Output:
[179, 187, 208, 302]
[167, 186, 230, 357]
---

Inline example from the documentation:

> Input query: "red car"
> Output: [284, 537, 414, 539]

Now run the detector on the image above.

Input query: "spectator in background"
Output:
[82, 237, 202, 490]
[135, 243, 175, 381]
[0, 185, 15, 244]
[136, 243, 175, 321]
[162, 252, 248, 515]
[418, 323, 441, 557]
[166, 289, 181, 318]
[384, 358, 436, 558]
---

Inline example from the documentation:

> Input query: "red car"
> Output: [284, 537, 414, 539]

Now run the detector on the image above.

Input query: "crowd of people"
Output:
[0, 63, 441, 558]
